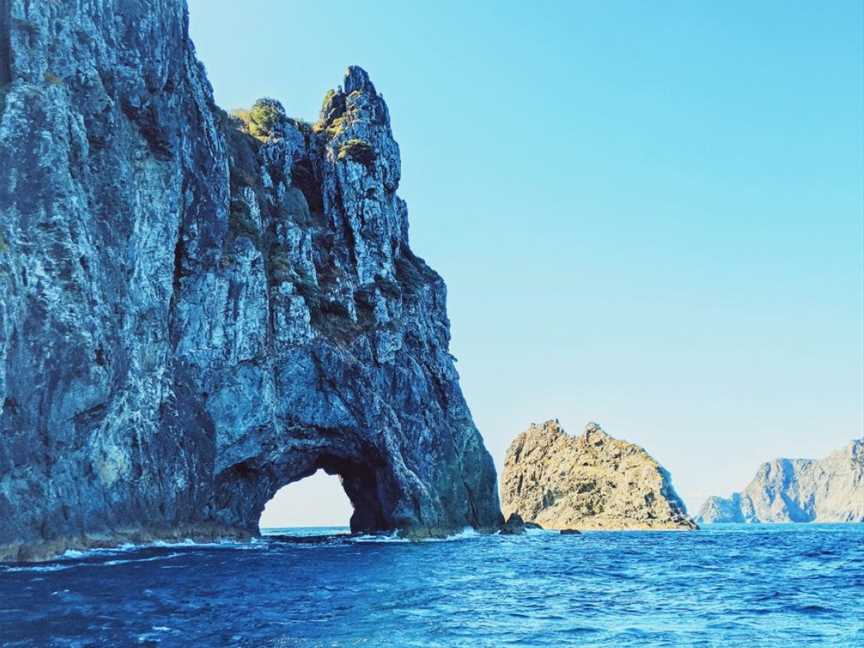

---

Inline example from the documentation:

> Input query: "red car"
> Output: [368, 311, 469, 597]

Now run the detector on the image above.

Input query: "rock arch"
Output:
[213, 442, 395, 534]
[0, 0, 502, 560]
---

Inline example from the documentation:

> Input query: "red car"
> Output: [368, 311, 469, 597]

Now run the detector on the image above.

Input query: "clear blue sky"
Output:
[188, 0, 864, 526]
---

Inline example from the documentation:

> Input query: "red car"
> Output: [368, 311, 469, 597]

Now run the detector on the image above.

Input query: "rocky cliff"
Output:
[501, 421, 696, 530]
[0, 0, 501, 561]
[697, 439, 864, 524]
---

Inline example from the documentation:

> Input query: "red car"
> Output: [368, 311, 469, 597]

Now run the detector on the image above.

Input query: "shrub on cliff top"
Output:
[231, 97, 286, 141]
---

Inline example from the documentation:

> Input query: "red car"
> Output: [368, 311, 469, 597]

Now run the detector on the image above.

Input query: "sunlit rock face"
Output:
[501, 421, 697, 530]
[697, 439, 864, 524]
[0, 0, 501, 561]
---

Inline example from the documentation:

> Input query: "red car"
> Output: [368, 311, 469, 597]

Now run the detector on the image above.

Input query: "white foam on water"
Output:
[1, 550, 189, 573]
[495, 526, 555, 537]
[348, 527, 484, 544]
[442, 527, 482, 541]
[60, 549, 87, 559]
[150, 538, 198, 548]
[348, 531, 410, 544]
[136, 633, 163, 644]
[1, 527, 491, 571]
[102, 552, 183, 567]
[149, 538, 263, 550]
[3, 563, 74, 573]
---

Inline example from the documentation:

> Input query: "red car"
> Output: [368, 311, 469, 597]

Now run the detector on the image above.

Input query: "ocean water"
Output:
[1, 524, 862, 647]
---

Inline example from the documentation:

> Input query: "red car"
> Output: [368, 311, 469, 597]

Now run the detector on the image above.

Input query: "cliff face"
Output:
[0, 0, 501, 561]
[697, 439, 864, 524]
[501, 421, 696, 530]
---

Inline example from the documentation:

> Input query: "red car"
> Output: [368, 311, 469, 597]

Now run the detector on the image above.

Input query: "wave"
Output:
[348, 532, 411, 544]
[102, 552, 184, 567]
[348, 527, 485, 544]
[500, 526, 555, 537]
[2, 563, 74, 573]
[0, 536, 267, 573]
[1, 552, 186, 574]
[148, 537, 264, 550]
[435, 527, 483, 541]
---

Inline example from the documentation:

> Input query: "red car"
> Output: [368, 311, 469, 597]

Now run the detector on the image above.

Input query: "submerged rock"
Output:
[697, 439, 864, 524]
[500, 513, 526, 535]
[500, 512, 543, 535]
[501, 421, 697, 531]
[0, 1, 501, 561]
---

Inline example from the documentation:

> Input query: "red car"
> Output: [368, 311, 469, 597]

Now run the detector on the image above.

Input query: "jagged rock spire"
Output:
[344, 65, 374, 94]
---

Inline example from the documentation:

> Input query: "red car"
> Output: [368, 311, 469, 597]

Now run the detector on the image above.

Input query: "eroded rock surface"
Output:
[0, 0, 500, 561]
[697, 439, 864, 524]
[501, 421, 696, 530]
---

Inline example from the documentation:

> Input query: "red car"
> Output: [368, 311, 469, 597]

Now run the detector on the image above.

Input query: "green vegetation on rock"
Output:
[313, 114, 346, 138]
[337, 138, 376, 167]
[231, 97, 285, 141]
[320, 89, 336, 112]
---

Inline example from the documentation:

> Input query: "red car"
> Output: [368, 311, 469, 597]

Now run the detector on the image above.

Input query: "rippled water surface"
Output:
[1, 524, 862, 647]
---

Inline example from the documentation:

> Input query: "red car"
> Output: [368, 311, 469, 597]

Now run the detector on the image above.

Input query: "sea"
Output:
[1, 524, 862, 647]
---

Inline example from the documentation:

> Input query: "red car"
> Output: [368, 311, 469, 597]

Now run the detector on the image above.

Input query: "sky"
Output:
[187, 0, 864, 527]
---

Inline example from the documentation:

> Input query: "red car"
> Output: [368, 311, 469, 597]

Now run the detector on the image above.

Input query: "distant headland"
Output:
[697, 438, 864, 524]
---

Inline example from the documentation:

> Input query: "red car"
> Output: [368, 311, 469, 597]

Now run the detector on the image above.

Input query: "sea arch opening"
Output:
[258, 469, 354, 533]
[212, 444, 401, 537]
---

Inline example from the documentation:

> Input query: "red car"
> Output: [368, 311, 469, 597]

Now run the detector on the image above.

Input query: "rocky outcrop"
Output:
[697, 439, 864, 524]
[0, 0, 501, 561]
[501, 421, 696, 530]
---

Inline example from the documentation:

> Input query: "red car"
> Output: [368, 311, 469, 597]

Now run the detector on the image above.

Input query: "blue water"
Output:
[1, 524, 862, 647]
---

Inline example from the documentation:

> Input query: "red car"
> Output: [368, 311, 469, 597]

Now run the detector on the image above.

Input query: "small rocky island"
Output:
[501, 421, 697, 531]
[697, 438, 864, 524]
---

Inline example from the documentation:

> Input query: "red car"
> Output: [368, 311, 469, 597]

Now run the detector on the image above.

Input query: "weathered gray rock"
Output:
[500, 513, 527, 535]
[0, 0, 501, 561]
[697, 439, 864, 524]
[501, 421, 697, 530]
[499, 512, 543, 535]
